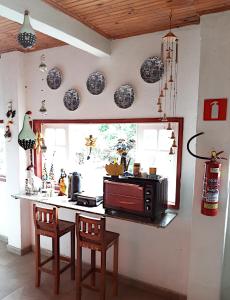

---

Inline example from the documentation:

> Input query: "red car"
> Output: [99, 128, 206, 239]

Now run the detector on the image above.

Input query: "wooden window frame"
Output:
[33, 118, 183, 209]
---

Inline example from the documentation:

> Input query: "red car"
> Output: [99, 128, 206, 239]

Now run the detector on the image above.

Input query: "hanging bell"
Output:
[39, 100, 47, 116]
[157, 97, 161, 105]
[172, 139, 177, 148]
[162, 113, 168, 122]
[169, 75, 174, 83]
[159, 90, 164, 97]
[158, 104, 163, 113]
[167, 122, 172, 130]
[169, 147, 174, 155]
[17, 10, 36, 49]
[170, 131, 176, 139]
[164, 82, 168, 90]
[18, 111, 36, 150]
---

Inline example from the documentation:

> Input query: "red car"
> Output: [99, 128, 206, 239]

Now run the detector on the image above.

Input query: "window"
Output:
[0, 122, 6, 181]
[34, 118, 183, 209]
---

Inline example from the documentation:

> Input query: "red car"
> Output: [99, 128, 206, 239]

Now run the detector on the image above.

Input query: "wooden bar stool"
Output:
[75, 213, 119, 300]
[33, 204, 75, 294]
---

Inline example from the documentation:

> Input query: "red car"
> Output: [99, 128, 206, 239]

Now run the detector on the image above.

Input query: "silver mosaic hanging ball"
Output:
[17, 10, 36, 49]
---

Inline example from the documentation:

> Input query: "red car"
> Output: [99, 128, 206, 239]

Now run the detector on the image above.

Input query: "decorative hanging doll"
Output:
[85, 134, 96, 160]
[58, 168, 67, 196]
[18, 111, 36, 150]
[4, 101, 16, 142]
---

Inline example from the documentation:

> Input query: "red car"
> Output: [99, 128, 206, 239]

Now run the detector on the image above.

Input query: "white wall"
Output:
[187, 11, 230, 300]
[0, 52, 31, 250]
[23, 25, 200, 295]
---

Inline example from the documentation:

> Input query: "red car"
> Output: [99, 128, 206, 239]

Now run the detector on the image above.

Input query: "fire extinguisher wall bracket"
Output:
[187, 132, 226, 217]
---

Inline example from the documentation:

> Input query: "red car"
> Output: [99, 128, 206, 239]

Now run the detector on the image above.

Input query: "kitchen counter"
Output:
[12, 194, 177, 228]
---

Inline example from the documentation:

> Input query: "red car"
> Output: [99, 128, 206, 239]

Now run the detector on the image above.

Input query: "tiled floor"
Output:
[0, 241, 165, 300]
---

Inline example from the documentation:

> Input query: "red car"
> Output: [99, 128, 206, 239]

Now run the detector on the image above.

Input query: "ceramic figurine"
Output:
[18, 111, 36, 150]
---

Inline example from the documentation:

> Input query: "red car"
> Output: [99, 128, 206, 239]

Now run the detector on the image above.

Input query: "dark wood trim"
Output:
[33, 118, 183, 209]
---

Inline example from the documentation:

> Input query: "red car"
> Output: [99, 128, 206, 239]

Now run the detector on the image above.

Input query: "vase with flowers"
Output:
[115, 138, 135, 175]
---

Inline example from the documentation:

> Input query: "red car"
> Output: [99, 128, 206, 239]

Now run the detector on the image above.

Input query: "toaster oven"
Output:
[103, 176, 168, 220]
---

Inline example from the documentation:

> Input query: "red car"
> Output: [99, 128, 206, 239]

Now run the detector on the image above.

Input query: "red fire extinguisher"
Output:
[187, 132, 226, 216]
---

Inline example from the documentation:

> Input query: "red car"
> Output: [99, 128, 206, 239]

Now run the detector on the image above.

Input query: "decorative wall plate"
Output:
[63, 88, 80, 111]
[47, 67, 62, 89]
[140, 56, 164, 83]
[87, 71, 105, 95]
[114, 84, 134, 109]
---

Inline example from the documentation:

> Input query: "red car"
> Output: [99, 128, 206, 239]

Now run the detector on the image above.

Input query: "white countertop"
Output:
[12, 193, 177, 228]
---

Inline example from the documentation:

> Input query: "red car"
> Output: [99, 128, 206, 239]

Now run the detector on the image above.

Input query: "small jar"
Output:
[149, 167, 157, 175]
[133, 163, 141, 176]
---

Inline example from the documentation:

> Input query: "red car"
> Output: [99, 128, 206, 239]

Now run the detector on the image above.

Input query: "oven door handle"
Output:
[119, 201, 136, 205]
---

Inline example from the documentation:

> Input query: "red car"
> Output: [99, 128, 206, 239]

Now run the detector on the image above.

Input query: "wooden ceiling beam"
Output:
[0, 0, 111, 57]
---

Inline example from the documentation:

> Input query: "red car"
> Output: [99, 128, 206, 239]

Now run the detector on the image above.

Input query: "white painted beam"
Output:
[0, 0, 111, 57]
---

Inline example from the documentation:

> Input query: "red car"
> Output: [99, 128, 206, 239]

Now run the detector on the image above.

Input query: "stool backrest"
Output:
[76, 213, 105, 243]
[33, 204, 58, 232]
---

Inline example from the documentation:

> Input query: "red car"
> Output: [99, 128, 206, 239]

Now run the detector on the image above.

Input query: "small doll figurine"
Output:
[58, 168, 67, 196]
[4, 101, 16, 142]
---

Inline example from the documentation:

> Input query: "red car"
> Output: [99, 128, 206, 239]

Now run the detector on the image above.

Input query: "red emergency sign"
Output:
[203, 98, 227, 121]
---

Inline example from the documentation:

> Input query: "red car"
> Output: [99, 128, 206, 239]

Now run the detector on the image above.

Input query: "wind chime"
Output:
[39, 54, 48, 116]
[157, 11, 178, 155]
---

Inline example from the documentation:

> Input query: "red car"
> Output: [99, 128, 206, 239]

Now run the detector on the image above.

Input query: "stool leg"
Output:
[71, 228, 75, 280]
[91, 250, 96, 287]
[113, 239, 119, 296]
[76, 246, 82, 300]
[35, 233, 41, 287]
[53, 237, 60, 294]
[100, 249, 106, 300]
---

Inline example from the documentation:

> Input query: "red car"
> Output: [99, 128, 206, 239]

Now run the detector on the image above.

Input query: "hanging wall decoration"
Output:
[114, 84, 135, 109]
[39, 54, 48, 73]
[156, 11, 179, 155]
[47, 67, 62, 90]
[140, 56, 164, 83]
[63, 88, 80, 111]
[39, 100, 47, 116]
[17, 10, 36, 49]
[4, 101, 16, 142]
[85, 134, 97, 160]
[39, 55, 48, 116]
[86, 71, 105, 95]
[18, 111, 36, 150]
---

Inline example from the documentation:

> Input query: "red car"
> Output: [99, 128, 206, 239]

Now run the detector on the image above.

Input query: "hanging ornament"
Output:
[42, 161, 48, 182]
[169, 147, 174, 155]
[157, 10, 179, 155]
[35, 131, 47, 153]
[85, 134, 97, 160]
[17, 10, 36, 49]
[39, 54, 48, 73]
[172, 139, 177, 148]
[39, 100, 47, 116]
[170, 131, 176, 140]
[167, 122, 172, 130]
[4, 101, 16, 142]
[18, 111, 36, 150]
